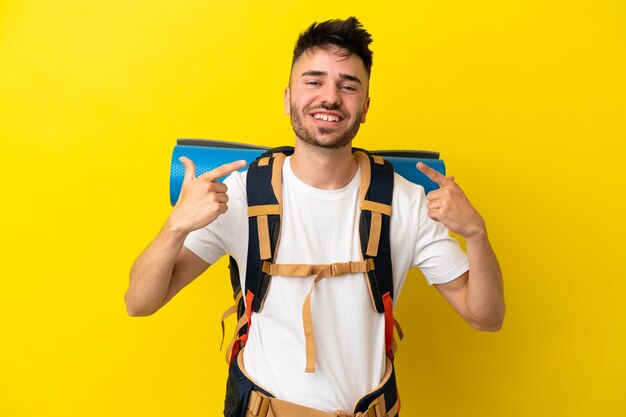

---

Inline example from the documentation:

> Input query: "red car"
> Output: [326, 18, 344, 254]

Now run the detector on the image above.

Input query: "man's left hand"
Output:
[416, 162, 486, 239]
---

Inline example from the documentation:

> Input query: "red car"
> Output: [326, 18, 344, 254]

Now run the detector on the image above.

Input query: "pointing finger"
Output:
[200, 160, 247, 182]
[179, 156, 196, 185]
[416, 162, 453, 187]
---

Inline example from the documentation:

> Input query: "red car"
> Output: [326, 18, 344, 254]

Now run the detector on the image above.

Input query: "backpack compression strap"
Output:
[265, 259, 375, 373]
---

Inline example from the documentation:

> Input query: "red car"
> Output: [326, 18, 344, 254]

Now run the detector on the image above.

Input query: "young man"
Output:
[126, 17, 504, 416]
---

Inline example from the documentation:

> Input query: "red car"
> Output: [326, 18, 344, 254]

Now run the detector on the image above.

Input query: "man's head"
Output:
[286, 17, 374, 150]
[291, 17, 373, 80]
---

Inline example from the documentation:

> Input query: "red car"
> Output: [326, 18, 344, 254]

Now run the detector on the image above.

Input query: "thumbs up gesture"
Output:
[168, 157, 247, 234]
[416, 162, 486, 239]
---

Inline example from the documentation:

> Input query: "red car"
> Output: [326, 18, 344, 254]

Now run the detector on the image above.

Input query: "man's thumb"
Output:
[179, 156, 196, 185]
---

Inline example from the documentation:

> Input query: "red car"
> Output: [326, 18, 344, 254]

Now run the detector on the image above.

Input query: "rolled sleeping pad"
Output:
[170, 139, 446, 206]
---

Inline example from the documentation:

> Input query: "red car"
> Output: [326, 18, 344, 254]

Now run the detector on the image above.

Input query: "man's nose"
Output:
[320, 84, 342, 108]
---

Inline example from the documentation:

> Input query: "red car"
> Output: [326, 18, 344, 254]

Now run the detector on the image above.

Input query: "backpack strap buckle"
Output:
[330, 262, 350, 276]
[247, 391, 270, 417]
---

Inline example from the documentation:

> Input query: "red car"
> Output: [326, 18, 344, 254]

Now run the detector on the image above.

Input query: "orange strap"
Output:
[382, 292, 394, 359]
[225, 314, 248, 364]
[229, 290, 255, 364]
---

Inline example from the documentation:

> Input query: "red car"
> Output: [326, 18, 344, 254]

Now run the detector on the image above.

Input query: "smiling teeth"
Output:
[314, 113, 340, 122]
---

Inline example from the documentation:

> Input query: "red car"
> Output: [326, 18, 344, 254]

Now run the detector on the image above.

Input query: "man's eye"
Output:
[306, 80, 321, 86]
[341, 85, 357, 91]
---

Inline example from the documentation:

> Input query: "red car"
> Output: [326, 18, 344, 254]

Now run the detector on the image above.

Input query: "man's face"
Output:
[285, 46, 370, 150]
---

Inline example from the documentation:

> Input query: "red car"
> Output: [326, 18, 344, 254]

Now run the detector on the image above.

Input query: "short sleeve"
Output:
[183, 170, 247, 265]
[412, 183, 469, 285]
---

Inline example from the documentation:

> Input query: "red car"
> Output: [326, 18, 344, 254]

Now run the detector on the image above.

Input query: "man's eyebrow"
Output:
[301, 70, 362, 85]
[302, 70, 327, 77]
[340, 73, 362, 85]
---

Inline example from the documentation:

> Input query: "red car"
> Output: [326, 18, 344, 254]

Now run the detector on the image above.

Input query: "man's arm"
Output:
[416, 162, 505, 331]
[124, 157, 246, 316]
[125, 226, 209, 316]
[434, 233, 503, 331]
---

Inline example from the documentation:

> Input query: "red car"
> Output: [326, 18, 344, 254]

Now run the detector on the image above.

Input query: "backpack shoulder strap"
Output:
[353, 149, 395, 313]
[245, 147, 292, 312]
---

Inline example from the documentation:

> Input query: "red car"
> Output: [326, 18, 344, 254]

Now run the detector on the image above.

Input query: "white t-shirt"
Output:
[184, 156, 468, 412]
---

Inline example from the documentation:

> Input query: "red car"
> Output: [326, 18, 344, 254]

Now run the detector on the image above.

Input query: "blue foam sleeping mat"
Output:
[170, 139, 445, 206]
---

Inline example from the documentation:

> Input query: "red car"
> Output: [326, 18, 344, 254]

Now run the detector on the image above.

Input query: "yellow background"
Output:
[1, 1, 625, 416]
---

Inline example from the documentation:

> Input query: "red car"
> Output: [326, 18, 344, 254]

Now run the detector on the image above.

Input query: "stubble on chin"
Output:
[290, 104, 362, 150]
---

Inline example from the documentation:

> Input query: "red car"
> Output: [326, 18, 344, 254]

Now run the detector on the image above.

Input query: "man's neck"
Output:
[290, 139, 358, 190]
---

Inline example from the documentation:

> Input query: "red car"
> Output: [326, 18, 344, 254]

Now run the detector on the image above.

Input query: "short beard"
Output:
[290, 103, 363, 150]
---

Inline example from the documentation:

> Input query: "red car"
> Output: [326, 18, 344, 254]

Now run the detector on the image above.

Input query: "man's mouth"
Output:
[311, 112, 344, 123]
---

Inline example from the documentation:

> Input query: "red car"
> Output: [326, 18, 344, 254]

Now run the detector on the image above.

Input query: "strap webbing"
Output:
[256, 215, 272, 260]
[301, 261, 373, 373]
[263, 260, 373, 277]
[246, 391, 399, 417]
[263, 260, 374, 373]
[220, 304, 238, 350]
[372, 154, 384, 165]
[246, 384, 398, 417]
[220, 290, 243, 350]
[394, 318, 404, 340]
[229, 290, 255, 364]
[247, 153, 286, 265]
[248, 204, 280, 217]
[224, 314, 247, 364]
[366, 211, 382, 257]
[271, 153, 285, 210]
[361, 200, 392, 216]
[353, 152, 392, 259]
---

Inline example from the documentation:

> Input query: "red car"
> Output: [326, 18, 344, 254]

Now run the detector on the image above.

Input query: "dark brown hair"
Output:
[292, 17, 373, 76]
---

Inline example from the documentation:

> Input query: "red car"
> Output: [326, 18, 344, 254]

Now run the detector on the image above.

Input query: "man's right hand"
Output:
[167, 157, 247, 234]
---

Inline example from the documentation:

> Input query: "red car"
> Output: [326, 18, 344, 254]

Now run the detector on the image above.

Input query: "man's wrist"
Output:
[464, 225, 488, 242]
[163, 216, 191, 238]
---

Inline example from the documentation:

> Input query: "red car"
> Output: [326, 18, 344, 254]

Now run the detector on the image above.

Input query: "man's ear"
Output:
[360, 96, 370, 123]
[284, 87, 291, 115]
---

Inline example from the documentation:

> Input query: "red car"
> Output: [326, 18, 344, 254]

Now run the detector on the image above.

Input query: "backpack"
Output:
[221, 146, 403, 417]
